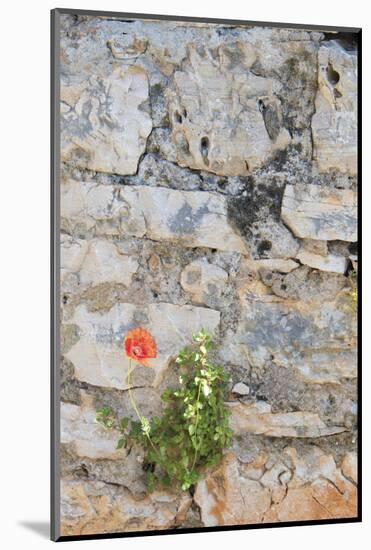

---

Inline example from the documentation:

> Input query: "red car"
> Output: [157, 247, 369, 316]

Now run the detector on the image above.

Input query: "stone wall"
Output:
[59, 14, 358, 536]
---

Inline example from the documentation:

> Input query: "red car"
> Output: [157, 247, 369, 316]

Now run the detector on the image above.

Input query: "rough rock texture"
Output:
[62, 65, 152, 174]
[180, 259, 228, 305]
[281, 184, 357, 241]
[195, 449, 357, 526]
[65, 302, 220, 389]
[59, 14, 358, 536]
[312, 42, 357, 175]
[167, 43, 291, 175]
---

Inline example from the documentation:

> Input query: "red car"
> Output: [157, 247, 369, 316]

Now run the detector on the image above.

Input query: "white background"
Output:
[1, 0, 368, 548]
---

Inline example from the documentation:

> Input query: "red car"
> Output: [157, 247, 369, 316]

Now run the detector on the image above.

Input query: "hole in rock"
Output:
[174, 111, 182, 124]
[258, 99, 266, 112]
[257, 240, 272, 255]
[200, 136, 210, 166]
[326, 63, 340, 85]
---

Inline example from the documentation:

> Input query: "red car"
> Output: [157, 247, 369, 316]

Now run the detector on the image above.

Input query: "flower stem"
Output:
[127, 358, 142, 421]
[126, 358, 161, 462]
[191, 380, 202, 472]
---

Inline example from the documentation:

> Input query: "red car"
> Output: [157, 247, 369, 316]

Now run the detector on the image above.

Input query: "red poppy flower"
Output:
[124, 327, 157, 367]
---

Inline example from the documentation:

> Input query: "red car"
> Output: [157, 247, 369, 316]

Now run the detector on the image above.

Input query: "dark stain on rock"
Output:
[259, 99, 281, 141]
[227, 178, 285, 241]
[257, 240, 272, 255]
[168, 203, 209, 235]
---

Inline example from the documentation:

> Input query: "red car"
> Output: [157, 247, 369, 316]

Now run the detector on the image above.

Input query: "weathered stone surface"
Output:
[61, 180, 146, 238]
[228, 401, 346, 437]
[60, 478, 192, 536]
[194, 447, 357, 526]
[167, 43, 291, 175]
[59, 15, 358, 532]
[61, 440, 148, 496]
[281, 184, 357, 242]
[296, 248, 348, 274]
[295, 350, 357, 384]
[226, 181, 300, 259]
[341, 451, 357, 484]
[301, 238, 328, 256]
[61, 400, 125, 460]
[253, 258, 299, 273]
[61, 65, 152, 175]
[65, 302, 220, 389]
[227, 300, 356, 369]
[260, 265, 347, 302]
[62, 180, 248, 253]
[312, 42, 357, 175]
[195, 453, 271, 526]
[232, 382, 250, 396]
[180, 259, 228, 305]
[61, 236, 139, 287]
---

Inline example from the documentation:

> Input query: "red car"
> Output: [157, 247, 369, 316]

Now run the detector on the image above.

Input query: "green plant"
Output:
[96, 329, 232, 492]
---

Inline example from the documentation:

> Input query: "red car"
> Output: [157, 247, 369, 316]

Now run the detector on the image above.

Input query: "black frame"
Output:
[51, 7, 362, 542]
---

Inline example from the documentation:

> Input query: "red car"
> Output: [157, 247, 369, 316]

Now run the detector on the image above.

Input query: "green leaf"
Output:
[99, 407, 110, 416]
[116, 437, 126, 449]
[119, 417, 129, 430]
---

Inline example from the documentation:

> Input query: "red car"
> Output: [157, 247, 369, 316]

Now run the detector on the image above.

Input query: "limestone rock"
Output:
[227, 401, 346, 437]
[61, 236, 139, 287]
[60, 479, 192, 536]
[62, 179, 249, 253]
[61, 66, 152, 175]
[107, 37, 148, 60]
[232, 382, 250, 396]
[61, 234, 89, 274]
[312, 42, 357, 175]
[180, 259, 228, 304]
[137, 186, 248, 253]
[61, 401, 125, 460]
[167, 43, 291, 175]
[194, 453, 271, 526]
[260, 265, 346, 302]
[253, 258, 299, 273]
[297, 248, 348, 274]
[227, 300, 356, 370]
[341, 452, 357, 484]
[301, 238, 328, 256]
[61, 180, 146, 238]
[281, 184, 357, 242]
[61, 441, 148, 496]
[65, 302, 220, 389]
[80, 240, 139, 287]
[194, 447, 357, 526]
[295, 349, 357, 384]
[227, 186, 300, 260]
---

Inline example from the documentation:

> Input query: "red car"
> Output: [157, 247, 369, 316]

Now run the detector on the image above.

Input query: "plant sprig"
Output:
[96, 329, 232, 492]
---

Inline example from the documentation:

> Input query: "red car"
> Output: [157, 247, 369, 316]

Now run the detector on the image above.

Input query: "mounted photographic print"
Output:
[51, 8, 361, 542]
